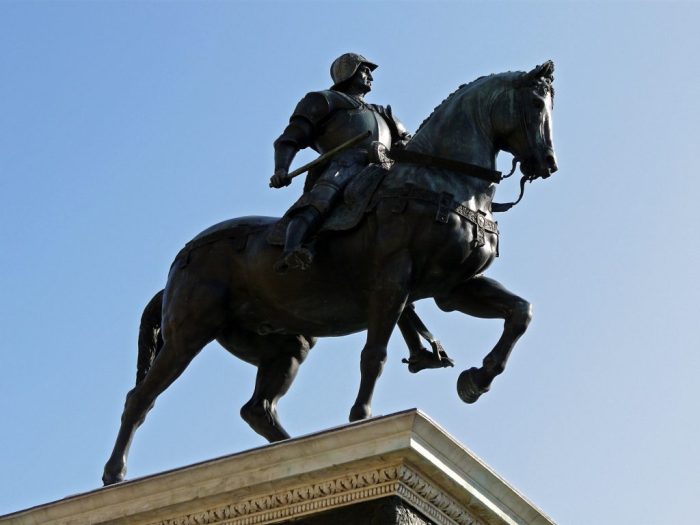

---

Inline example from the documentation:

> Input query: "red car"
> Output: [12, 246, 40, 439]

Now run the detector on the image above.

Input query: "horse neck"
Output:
[408, 85, 498, 170]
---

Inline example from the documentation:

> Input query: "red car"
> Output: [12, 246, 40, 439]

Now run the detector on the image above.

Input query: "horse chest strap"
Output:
[376, 187, 498, 247]
[452, 203, 499, 248]
[436, 192, 452, 223]
[435, 191, 499, 248]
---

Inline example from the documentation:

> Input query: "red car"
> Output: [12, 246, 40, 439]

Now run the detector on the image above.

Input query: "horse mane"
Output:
[415, 80, 472, 134]
[414, 66, 554, 135]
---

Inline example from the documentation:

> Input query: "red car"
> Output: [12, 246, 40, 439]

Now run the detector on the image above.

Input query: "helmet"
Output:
[330, 53, 378, 89]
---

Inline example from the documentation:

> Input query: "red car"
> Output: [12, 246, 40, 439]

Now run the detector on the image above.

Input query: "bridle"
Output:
[389, 75, 551, 213]
[492, 82, 549, 213]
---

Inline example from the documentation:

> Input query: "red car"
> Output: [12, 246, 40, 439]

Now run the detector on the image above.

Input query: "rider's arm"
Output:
[271, 92, 332, 188]
[271, 119, 309, 188]
[274, 142, 298, 173]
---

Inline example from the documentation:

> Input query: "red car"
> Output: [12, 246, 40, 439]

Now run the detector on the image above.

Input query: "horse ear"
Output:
[528, 60, 554, 82]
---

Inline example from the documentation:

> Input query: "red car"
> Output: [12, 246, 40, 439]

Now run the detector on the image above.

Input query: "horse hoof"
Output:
[457, 367, 489, 404]
[349, 403, 371, 422]
[102, 470, 125, 486]
[102, 457, 127, 486]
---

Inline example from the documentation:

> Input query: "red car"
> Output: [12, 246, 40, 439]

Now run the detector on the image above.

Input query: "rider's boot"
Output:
[274, 207, 322, 273]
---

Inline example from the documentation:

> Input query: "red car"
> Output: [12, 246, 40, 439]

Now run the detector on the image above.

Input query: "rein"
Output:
[492, 84, 544, 212]
[389, 148, 502, 184]
[491, 159, 536, 213]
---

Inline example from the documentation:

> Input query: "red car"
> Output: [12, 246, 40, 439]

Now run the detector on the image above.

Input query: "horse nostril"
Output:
[546, 154, 558, 173]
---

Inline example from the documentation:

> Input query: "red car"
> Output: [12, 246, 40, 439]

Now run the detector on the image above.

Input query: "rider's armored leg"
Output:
[275, 181, 341, 272]
[275, 207, 322, 272]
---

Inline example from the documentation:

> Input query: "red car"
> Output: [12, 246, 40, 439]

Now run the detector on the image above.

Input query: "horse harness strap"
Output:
[453, 200, 499, 248]
[375, 185, 499, 250]
[389, 148, 502, 184]
[388, 148, 532, 213]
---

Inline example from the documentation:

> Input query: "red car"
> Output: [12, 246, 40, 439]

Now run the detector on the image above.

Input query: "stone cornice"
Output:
[153, 464, 482, 525]
[1, 410, 555, 525]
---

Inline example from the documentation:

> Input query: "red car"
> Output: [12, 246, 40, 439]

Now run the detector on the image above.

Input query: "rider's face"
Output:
[350, 64, 373, 94]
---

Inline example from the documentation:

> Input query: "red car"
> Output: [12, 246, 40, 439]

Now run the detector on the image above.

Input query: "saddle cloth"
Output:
[266, 163, 389, 246]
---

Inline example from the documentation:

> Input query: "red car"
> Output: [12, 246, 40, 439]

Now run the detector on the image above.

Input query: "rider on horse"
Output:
[269, 53, 450, 373]
[270, 52, 411, 272]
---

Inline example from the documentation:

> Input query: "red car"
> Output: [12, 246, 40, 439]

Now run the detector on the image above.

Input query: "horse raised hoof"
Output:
[401, 342, 454, 373]
[457, 367, 490, 404]
[273, 247, 314, 274]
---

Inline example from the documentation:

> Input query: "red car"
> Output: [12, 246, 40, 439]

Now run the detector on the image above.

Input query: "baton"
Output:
[269, 130, 372, 188]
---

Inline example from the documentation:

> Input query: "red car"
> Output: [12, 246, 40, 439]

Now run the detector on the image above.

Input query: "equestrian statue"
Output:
[103, 54, 558, 486]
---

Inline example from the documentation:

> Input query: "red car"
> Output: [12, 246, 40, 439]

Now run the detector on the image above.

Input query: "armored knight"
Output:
[270, 52, 411, 272]
[269, 53, 452, 372]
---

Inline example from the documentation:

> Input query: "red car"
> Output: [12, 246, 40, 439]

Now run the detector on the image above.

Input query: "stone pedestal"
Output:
[1, 410, 555, 525]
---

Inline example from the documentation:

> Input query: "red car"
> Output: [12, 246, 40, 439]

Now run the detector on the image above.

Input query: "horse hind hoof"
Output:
[102, 470, 125, 486]
[457, 367, 489, 404]
[349, 403, 371, 422]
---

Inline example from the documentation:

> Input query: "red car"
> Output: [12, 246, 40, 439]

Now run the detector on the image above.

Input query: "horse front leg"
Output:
[435, 275, 532, 403]
[349, 253, 411, 422]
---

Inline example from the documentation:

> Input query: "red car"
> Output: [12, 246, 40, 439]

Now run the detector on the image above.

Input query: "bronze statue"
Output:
[103, 59, 558, 486]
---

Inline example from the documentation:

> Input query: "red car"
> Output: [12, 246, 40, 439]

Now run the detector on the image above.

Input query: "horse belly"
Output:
[233, 233, 371, 337]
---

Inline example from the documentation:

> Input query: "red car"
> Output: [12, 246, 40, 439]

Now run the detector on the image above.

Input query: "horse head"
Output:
[492, 61, 558, 180]
[408, 62, 558, 184]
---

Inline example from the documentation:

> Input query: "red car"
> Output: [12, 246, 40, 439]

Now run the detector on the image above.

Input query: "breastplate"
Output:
[315, 105, 392, 155]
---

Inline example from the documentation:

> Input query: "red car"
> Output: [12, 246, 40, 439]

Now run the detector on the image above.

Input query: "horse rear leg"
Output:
[349, 254, 411, 422]
[102, 285, 225, 485]
[435, 275, 532, 403]
[234, 334, 311, 442]
[102, 337, 208, 485]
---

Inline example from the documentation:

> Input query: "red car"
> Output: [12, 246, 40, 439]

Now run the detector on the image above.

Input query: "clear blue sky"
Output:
[1, 2, 699, 523]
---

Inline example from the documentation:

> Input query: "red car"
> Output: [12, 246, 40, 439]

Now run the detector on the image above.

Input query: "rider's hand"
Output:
[269, 168, 292, 188]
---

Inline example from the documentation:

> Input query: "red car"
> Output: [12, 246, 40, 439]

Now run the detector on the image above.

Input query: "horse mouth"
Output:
[520, 154, 558, 180]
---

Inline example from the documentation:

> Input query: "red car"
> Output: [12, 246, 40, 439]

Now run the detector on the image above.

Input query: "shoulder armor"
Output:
[291, 92, 331, 125]
[323, 90, 360, 111]
[291, 90, 358, 126]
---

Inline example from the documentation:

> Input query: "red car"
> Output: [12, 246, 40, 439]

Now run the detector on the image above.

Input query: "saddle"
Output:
[266, 163, 389, 246]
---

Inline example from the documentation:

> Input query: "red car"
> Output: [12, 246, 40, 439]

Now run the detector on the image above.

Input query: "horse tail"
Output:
[135, 289, 165, 385]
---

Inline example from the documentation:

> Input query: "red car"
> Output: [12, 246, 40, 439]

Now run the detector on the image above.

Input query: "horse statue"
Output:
[103, 61, 558, 485]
